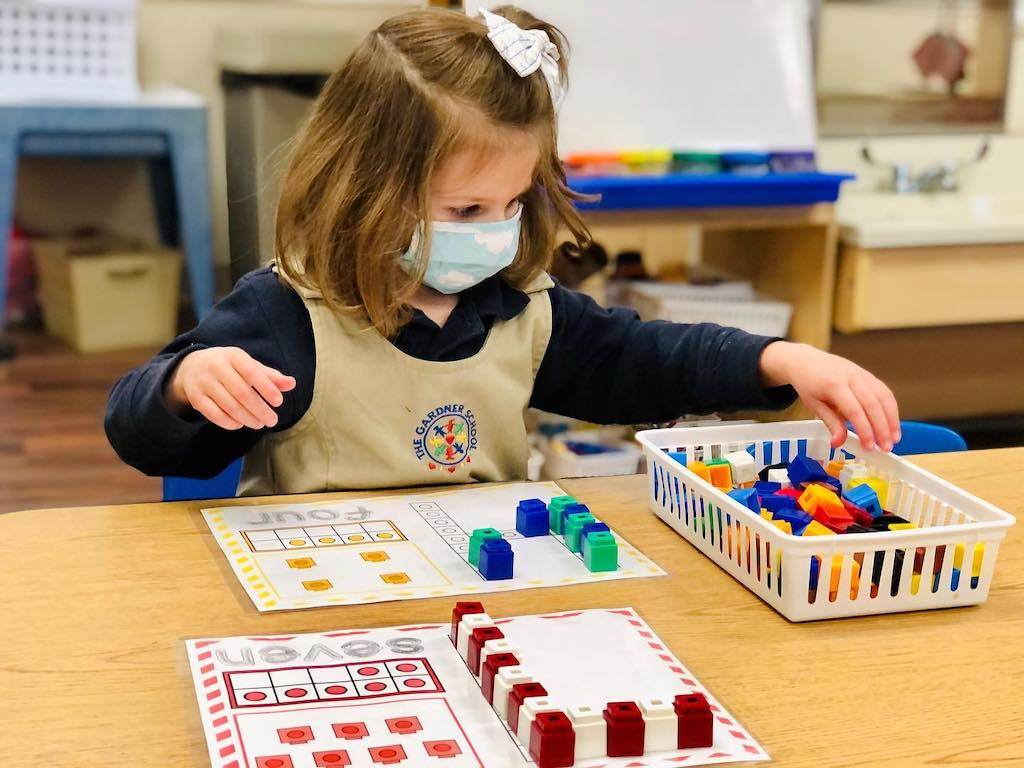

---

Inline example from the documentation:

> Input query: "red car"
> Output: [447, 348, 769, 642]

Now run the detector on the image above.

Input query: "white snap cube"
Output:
[840, 461, 868, 489]
[493, 666, 532, 720]
[569, 704, 607, 760]
[479, 639, 519, 677]
[640, 697, 678, 752]
[723, 450, 757, 485]
[456, 613, 494, 661]
[767, 468, 791, 488]
[516, 696, 558, 748]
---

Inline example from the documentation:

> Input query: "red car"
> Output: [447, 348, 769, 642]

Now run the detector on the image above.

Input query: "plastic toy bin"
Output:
[635, 421, 1015, 622]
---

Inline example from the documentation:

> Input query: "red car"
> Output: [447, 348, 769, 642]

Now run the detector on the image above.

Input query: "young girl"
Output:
[106, 6, 899, 496]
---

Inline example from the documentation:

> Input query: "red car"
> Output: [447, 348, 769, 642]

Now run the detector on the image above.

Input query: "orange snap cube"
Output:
[707, 463, 733, 490]
[826, 458, 845, 478]
[829, 556, 861, 599]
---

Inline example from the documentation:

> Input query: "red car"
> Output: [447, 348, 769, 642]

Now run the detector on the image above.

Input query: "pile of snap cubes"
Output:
[670, 448, 984, 598]
[467, 496, 619, 580]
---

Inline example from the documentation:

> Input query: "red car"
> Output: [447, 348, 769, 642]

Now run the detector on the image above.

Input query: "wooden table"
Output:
[2, 449, 1022, 767]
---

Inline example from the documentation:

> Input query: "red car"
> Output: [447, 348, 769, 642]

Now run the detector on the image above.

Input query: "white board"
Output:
[203, 482, 664, 612]
[466, 0, 817, 154]
[186, 607, 769, 767]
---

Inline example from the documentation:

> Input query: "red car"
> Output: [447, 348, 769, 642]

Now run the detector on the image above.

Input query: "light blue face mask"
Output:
[400, 204, 522, 294]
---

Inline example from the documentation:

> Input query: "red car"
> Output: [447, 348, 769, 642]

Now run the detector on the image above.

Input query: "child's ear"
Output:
[550, 241, 608, 288]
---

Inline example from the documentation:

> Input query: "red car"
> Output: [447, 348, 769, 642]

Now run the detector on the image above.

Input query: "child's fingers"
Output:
[265, 365, 296, 392]
[221, 369, 279, 428]
[833, 387, 877, 450]
[233, 356, 286, 408]
[877, 377, 901, 443]
[208, 380, 266, 430]
[192, 394, 244, 431]
[805, 395, 847, 446]
[851, 376, 893, 451]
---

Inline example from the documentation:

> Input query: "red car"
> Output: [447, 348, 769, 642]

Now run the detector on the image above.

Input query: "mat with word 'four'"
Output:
[203, 482, 664, 612]
[186, 607, 767, 767]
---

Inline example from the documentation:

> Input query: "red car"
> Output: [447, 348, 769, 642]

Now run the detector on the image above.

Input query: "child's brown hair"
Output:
[275, 5, 591, 338]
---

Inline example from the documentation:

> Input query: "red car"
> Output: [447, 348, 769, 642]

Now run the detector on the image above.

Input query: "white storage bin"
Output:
[627, 282, 792, 337]
[636, 420, 1015, 622]
[541, 431, 642, 479]
[0, 0, 138, 102]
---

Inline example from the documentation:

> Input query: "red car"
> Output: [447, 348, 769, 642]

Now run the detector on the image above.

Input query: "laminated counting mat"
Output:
[203, 482, 664, 612]
[185, 606, 768, 767]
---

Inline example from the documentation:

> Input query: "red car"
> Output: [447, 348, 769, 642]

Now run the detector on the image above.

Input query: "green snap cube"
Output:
[468, 527, 503, 566]
[547, 495, 577, 535]
[563, 512, 596, 553]
[582, 531, 618, 572]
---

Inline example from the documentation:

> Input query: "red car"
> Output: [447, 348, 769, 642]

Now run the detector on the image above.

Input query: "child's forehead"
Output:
[431, 135, 539, 201]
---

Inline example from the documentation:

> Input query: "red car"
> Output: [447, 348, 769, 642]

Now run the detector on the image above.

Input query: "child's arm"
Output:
[531, 285, 898, 450]
[104, 269, 314, 478]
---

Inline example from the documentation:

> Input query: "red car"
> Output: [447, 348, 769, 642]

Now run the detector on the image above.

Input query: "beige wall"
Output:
[16, 1, 420, 283]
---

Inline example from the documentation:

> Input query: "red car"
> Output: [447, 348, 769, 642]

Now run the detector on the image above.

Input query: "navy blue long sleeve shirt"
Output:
[105, 267, 796, 478]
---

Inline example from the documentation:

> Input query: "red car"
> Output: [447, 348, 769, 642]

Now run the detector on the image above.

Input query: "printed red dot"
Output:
[243, 691, 267, 701]
[357, 666, 379, 676]
[266, 760, 285, 768]
[284, 688, 307, 698]
[322, 756, 343, 765]
[403, 678, 425, 688]
[324, 685, 347, 695]
[340, 725, 361, 735]
[379, 749, 398, 758]
[395, 720, 412, 729]
[365, 681, 386, 692]
[395, 663, 417, 672]
[287, 730, 304, 738]
[434, 744, 452, 753]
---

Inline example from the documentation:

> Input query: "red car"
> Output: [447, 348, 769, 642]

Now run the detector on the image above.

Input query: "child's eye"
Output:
[449, 205, 480, 219]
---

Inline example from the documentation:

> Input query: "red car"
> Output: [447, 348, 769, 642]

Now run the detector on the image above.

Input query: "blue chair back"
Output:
[163, 458, 243, 502]
[891, 421, 967, 456]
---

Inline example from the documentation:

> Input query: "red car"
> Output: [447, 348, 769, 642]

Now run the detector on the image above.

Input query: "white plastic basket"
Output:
[627, 282, 793, 337]
[636, 420, 1015, 622]
[0, 0, 138, 102]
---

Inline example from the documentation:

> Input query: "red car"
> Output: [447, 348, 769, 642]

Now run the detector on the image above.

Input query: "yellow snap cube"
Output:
[687, 461, 712, 484]
[802, 520, 835, 536]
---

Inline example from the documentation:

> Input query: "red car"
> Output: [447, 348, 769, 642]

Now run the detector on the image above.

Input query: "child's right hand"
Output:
[164, 347, 296, 430]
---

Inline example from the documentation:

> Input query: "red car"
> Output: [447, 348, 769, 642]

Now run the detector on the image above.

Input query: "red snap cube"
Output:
[529, 711, 575, 768]
[507, 682, 548, 732]
[603, 701, 645, 757]
[674, 693, 713, 748]
[450, 601, 485, 644]
[467, 626, 504, 675]
[481, 652, 519, 704]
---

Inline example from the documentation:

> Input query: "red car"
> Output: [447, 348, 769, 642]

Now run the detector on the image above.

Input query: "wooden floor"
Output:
[0, 329, 161, 514]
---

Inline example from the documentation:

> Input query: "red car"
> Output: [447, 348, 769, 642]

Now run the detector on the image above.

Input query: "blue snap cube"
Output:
[843, 484, 883, 518]
[761, 493, 799, 514]
[787, 455, 829, 486]
[727, 488, 760, 513]
[753, 480, 782, 494]
[561, 502, 591, 530]
[580, 521, 611, 540]
[771, 508, 813, 535]
[516, 499, 550, 537]
[667, 451, 688, 466]
[478, 538, 514, 580]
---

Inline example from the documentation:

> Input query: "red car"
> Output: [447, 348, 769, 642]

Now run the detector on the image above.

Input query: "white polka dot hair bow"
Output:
[479, 7, 565, 111]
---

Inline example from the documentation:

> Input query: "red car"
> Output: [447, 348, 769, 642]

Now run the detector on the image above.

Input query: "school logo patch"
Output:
[413, 404, 478, 473]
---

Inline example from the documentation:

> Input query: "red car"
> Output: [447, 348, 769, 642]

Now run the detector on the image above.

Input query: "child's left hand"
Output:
[759, 341, 900, 451]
